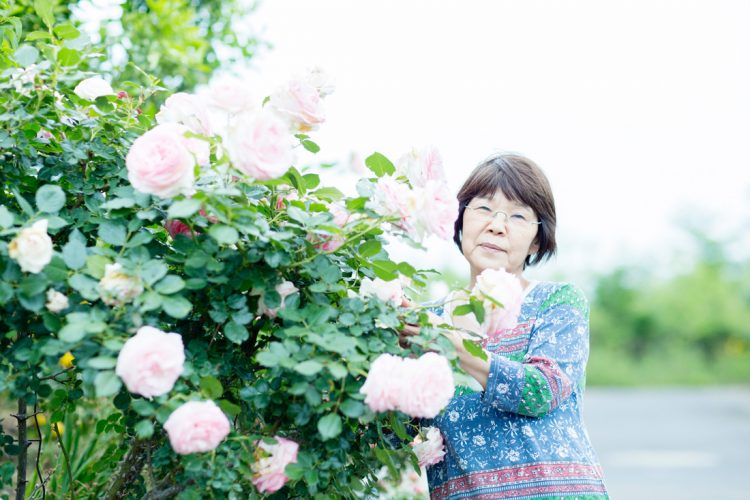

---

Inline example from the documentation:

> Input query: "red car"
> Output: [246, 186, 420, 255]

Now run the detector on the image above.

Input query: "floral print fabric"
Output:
[426, 282, 609, 499]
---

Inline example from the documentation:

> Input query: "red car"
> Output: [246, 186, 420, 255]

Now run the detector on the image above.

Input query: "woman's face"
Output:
[460, 190, 540, 282]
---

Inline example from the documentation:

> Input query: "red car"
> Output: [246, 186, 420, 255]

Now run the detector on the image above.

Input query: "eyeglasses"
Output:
[465, 204, 541, 229]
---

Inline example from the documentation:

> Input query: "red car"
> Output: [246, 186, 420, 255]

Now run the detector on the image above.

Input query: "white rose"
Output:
[98, 263, 143, 306]
[359, 277, 404, 306]
[74, 76, 114, 100]
[255, 280, 298, 319]
[45, 289, 69, 313]
[8, 220, 53, 273]
[304, 66, 335, 98]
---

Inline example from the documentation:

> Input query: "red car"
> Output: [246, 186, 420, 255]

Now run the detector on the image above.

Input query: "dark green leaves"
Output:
[317, 413, 342, 440]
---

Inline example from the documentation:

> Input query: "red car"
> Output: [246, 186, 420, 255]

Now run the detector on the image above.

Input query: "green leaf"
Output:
[62, 239, 86, 270]
[11, 188, 34, 216]
[98, 221, 127, 246]
[33, 0, 55, 29]
[327, 362, 348, 379]
[85, 255, 109, 279]
[339, 399, 364, 418]
[53, 23, 80, 40]
[167, 198, 202, 219]
[311, 187, 344, 202]
[154, 275, 185, 294]
[57, 322, 87, 343]
[389, 412, 409, 441]
[452, 304, 473, 316]
[134, 419, 154, 439]
[68, 274, 99, 301]
[317, 413, 342, 440]
[208, 225, 239, 245]
[462, 339, 488, 362]
[94, 371, 122, 397]
[101, 198, 135, 210]
[131, 399, 154, 416]
[294, 360, 324, 376]
[0, 206, 14, 228]
[161, 295, 192, 319]
[14, 45, 39, 67]
[470, 297, 485, 324]
[140, 260, 168, 286]
[223, 320, 248, 344]
[365, 152, 395, 177]
[200, 376, 223, 399]
[302, 139, 320, 153]
[371, 260, 398, 281]
[217, 399, 241, 418]
[358, 240, 382, 258]
[57, 47, 80, 67]
[86, 356, 117, 369]
[0, 283, 13, 305]
[303, 173, 320, 190]
[25, 31, 52, 41]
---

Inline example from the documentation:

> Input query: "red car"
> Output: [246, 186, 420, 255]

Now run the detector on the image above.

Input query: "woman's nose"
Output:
[486, 214, 508, 233]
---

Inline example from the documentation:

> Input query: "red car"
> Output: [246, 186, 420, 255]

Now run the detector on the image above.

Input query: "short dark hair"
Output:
[453, 153, 557, 267]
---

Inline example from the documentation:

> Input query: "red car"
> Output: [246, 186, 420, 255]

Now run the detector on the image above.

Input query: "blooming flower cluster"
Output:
[471, 267, 524, 336]
[359, 352, 454, 418]
[120, 67, 334, 198]
[365, 146, 457, 242]
[410, 426, 446, 467]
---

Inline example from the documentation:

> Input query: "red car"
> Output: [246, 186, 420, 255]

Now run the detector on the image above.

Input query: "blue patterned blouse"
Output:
[425, 281, 609, 499]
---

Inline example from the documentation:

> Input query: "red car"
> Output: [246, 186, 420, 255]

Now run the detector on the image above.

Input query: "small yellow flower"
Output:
[59, 351, 75, 369]
[35, 414, 47, 426]
[51, 422, 64, 438]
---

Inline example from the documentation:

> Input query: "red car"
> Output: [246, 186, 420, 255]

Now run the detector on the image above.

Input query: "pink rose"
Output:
[206, 75, 256, 114]
[359, 353, 405, 413]
[417, 181, 458, 240]
[163, 400, 230, 454]
[398, 353, 454, 418]
[225, 110, 295, 180]
[270, 77, 326, 132]
[358, 277, 404, 306]
[164, 209, 217, 239]
[361, 353, 454, 418]
[115, 326, 185, 399]
[251, 436, 299, 493]
[126, 124, 197, 199]
[156, 92, 213, 136]
[307, 204, 350, 252]
[256, 280, 298, 319]
[275, 185, 300, 209]
[365, 176, 421, 238]
[410, 426, 446, 467]
[472, 268, 523, 336]
[397, 146, 446, 188]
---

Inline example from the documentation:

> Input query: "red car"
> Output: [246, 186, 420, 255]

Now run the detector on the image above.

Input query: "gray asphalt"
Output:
[583, 387, 750, 500]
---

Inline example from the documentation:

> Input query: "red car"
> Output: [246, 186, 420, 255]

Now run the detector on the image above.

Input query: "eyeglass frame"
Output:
[462, 202, 542, 228]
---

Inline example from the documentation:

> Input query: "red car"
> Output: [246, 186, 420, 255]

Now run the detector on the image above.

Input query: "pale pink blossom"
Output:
[206, 75, 256, 114]
[225, 109, 295, 180]
[163, 400, 230, 454]
[359, 353, 405, 413]
[417, 181, 458, 240]
[359, 277, 404, 306]
[397, 146, 446, 188]
[156, 92, 213, 136]
[304, 66, 335, 98]
[251, 436, 299, 493]
[274, 186, 300, 209]
[472, 268, 523, 336]
[410, 426, 446, 467]
[398, 352, 454, 419]
[307, 204, 350, 252]
[126, 124, 197, 199]
[270, 75, 326, 132]
[8, 220, 53, 273]
[164, 209, 217, 239]
[98, 263, 143, 306]
[115, 325, 185, 399]
[74, 76, 114, 100]
[256, 280, 298, 318]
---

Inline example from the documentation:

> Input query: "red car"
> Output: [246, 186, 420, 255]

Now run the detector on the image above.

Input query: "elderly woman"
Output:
[413, 153, 609, 499]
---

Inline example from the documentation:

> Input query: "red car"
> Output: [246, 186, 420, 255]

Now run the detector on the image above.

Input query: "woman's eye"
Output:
[477, 206, 493, 212]
[510, 213, 528, 221]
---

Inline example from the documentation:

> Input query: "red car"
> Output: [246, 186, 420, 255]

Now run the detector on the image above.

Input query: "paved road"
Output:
[584, 387, 750, 500]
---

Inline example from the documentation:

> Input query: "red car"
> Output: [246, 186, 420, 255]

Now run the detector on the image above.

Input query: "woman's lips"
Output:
[479, 243, 505, 252]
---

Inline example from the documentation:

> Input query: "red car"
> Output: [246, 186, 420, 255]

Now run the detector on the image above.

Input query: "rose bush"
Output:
[0, 4, 514, 498]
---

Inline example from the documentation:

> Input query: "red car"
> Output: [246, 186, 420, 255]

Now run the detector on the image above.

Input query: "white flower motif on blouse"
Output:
[497, 383, 510, 394]
[522, 425, 534, 437]
[448, 410, 460, 423]
[472, 435, 486, 446]
[507, 449, 521, 462]
[567, 427, 579, 439]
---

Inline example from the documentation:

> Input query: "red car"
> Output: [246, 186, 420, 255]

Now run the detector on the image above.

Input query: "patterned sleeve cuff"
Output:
[479, 353, 526, 412]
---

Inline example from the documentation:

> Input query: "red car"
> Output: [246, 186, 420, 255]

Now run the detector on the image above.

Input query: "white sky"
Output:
[245, 0, 750, 290]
